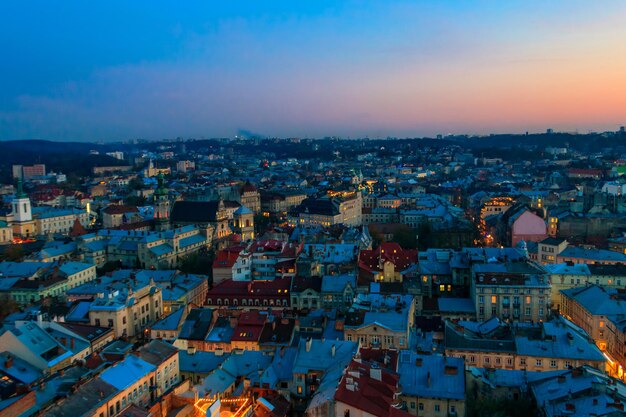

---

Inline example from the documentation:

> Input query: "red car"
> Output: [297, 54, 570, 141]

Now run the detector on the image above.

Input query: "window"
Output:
[525, 307, 531, 316]
[536, 359, 542, 367]
[95, 319, 100, 326]
[108, 319, 114, 328]
[451, 405, 456, 413]
[479, 296, 484, 303]
[419, 403, 424, 411]
[297, 386, 303, 394]
[520, 358, 526, 366]
[434, 404, 440, 412]
[565, 361, 571, 368]
[491, 295, 497, 303]
[525, 296, 531, 304]
[550, 360, 557, 368]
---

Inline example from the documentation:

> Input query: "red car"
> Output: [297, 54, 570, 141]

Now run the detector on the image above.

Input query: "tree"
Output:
[393, 226, 419, 249]
[128, 177, 146, 191]
[124, 195, 147, 206]
[0, 294, 20, 321]
[178, 250, 215, 283]
[2, 244, 24, 261]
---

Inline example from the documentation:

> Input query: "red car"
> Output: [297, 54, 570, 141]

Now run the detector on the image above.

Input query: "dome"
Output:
[234, 205, 253, 216]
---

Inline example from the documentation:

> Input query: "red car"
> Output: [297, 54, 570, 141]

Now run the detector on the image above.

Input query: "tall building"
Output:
[10, 178, 35, 237]
[12, 164, 46, 180]
[154, 173, 170, 231]
[233, 205, 254, 241]
[239, 180, 261, 213]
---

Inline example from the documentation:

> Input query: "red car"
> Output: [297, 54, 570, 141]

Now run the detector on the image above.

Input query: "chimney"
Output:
[592, 399, 598, 405]
[415, 357, 423, 367]
[70, 338, 75, 350]
[4, 355, 13, 369]
[306, 338, 312, 353]
[565, 403, 575, 412]
[331, 344, 336, 358]
[444, 366, 458, 375]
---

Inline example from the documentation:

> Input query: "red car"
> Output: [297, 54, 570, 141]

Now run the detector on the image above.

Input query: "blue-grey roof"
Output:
[515, 318, 604, 362]
[32, 207, 86, 219]
[0, 262, 51, 278]
[179, 350, 228, 374]
[560, 285, 626, 316]
[0, 351, 43, 384]
[199, 351, 273, 397]
[438, 297, 475, 313]
[151, 307, 185, 331]
[65, 301, 93, 322]
[321, 274, 356, 293]
[398, 352, 465, 399]
[100, 355, 155, 390]
[260, 348, 297, 388]
[150, 243, 173, 256]
[10, 322, 74, 368]
[234, 205, 253, 215]
[560, 246, 626, 262]
[545, 263, 590, 275]
[59, 262, 93, 276]
[179, 234, 206, 249]
[293, 339, 357, 375]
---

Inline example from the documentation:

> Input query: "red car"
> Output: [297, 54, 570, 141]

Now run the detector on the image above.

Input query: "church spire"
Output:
[16, 177, 27, 198]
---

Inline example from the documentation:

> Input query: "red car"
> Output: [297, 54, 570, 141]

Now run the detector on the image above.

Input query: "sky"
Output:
[1, 1, 626, 141]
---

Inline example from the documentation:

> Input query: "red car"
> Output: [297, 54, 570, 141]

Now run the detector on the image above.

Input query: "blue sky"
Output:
[1, 1, 626, 141]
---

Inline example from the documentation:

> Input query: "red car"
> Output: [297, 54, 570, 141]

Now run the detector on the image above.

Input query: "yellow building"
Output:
[89, 281, 163, 339]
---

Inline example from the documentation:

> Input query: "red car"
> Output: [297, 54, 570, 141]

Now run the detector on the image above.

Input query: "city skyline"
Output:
[2, 1, 626, 141]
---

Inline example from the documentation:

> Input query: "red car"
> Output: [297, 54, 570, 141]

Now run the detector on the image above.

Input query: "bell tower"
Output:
[11, 178, 35, 237]
[154, 173, 170, 231]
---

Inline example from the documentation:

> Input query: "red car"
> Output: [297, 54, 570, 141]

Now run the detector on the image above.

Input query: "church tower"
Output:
[154, 173, 170, 231]
[234, 205, 255, 241]
[11, 178, 35, 237]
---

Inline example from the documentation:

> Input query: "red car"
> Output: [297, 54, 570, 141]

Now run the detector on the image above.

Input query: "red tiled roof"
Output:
[567, 168, 603, 176]
[207, 277, 292, 296]
[213, 246, 246, 269]
[238, 310, 267, 326]
[358, 243, 417, 273]
[231, 324, 264, 342]
[69, 218, 88, 237]
[334, 361, 401, 417]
